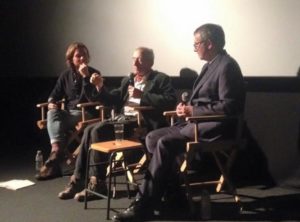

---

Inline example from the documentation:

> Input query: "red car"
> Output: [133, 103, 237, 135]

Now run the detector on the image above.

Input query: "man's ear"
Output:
[207, 39, 213, 50]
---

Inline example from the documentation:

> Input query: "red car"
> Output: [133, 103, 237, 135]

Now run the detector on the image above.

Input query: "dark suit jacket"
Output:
[95, 70, 177, 131]
[180, 50, 245, 141]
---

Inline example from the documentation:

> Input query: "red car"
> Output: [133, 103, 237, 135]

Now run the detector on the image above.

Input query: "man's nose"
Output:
[133, 58, 139, 66]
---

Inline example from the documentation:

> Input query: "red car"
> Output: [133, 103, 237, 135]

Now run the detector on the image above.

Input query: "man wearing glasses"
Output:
[113, 23, 246, 222]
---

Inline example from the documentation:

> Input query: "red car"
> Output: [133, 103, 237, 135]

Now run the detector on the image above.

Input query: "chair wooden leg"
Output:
[212, 152, 241, 210]
[121, 153, 133, 199]
[84, 149, 92, 210]
[216, 175, 224, 192]
[133, 154, 147, 174]
[180, 150, 196, 218]
[106, 152, 123, 176]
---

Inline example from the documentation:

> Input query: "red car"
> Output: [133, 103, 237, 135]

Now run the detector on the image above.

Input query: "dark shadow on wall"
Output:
[0, 77, 56, 157]
[179, 67, 198, 80]
[171, 68, 198, 101]
[231, 123, 276, 188]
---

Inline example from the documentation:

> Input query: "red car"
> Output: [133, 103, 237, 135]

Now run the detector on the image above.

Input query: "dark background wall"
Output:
[1, 1, 300, 188]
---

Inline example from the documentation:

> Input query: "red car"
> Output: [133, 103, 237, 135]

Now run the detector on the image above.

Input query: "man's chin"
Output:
[134, 71, 144, 76]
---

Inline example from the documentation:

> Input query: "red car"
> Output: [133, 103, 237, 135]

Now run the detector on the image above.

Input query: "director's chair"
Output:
[164, 111, 245, 218]
[36, 100, 107, 165]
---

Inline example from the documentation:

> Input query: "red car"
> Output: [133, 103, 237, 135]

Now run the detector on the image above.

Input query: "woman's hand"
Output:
[48, 102, 59, 110]
[78, 63, 90, 77]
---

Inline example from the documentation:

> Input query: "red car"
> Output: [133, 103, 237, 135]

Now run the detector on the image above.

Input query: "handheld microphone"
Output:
[181, 91, 189, 105]
[128, 73, 135, 86]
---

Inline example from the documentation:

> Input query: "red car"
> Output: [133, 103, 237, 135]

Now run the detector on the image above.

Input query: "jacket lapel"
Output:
[141, 71, 155, 93]
[190, 53, 224, 101]
[190, 64, 209, 101]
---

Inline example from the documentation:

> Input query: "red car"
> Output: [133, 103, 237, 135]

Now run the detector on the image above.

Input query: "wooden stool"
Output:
[84, 139, 143, 220]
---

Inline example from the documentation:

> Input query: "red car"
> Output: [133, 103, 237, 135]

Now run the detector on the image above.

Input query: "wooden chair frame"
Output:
[36, 100, 107, 163]
[164, 111, 245, 216]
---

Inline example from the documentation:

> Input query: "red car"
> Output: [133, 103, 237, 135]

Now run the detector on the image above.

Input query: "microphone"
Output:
[181, 91, 189, 105]
[128, 73, 135, 86]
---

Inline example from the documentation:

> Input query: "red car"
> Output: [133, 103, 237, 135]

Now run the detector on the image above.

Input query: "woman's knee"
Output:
[47, 109, 61, 121]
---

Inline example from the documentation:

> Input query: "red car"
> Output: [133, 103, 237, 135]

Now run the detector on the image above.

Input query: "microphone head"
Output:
[181, 91, 189, 103]
[128, 73, 134, 86]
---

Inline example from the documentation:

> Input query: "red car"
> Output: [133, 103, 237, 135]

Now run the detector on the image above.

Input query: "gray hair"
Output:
[135, 47, 154, 66]
[194, 23, 225, 50]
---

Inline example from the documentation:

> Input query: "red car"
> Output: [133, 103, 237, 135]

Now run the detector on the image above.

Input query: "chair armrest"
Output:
[75, 118, 103, 131]
[76, 101, 101, 108]
[187, 114, 241, 143]
[36, 102, 49, 127]
[76, 102, 102, 122]
[130, 106, 154, 126]
[75, 103, 107, 131]
[186, 114, 227, 122]
[36, 102, 49, 108]
[163, 111, 177, 126]
[36, 99, 65, 129]
[37, 99, 66, 109]
[163, 110, 177, 116]
[96, 105, 107, 119]
[95, 105, 105, 110]
[131, 106, 154, 111]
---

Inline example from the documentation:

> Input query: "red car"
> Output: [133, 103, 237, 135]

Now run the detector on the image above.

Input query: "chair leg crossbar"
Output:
[181, 148, 243, 218]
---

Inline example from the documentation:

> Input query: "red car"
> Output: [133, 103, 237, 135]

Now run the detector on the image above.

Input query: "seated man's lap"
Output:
[146, 126, 186, 154]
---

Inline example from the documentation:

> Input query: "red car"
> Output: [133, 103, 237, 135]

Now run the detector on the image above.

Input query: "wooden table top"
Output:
[90, 139, 143, 153]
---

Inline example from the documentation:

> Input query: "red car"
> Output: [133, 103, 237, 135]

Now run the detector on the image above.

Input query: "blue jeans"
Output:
[47, 109, 88, 145]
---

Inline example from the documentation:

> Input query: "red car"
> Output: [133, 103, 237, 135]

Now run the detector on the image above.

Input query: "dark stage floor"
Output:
[0, 150, 300, 222]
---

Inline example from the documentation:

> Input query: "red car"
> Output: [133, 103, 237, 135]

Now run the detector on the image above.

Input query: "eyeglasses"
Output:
[193, 40, 206, 49]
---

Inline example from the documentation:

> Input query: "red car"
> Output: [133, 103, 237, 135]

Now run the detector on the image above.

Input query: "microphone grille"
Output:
[128, 73, 134, 86]
[181, 91, 189, 103]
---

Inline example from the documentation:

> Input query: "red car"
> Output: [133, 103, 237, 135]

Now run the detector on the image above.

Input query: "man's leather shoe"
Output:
[35, 164, 62, 180]
[35, 151, 63, 180]
[112, 198, 147, 222]
[44, 151, 64, 167]
[58, 176, 84, 199]
[74, 176, 107, 202]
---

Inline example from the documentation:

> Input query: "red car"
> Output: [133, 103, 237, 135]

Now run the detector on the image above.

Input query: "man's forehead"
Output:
[194, 32, 202, 41]
[132, 50, 143, 58]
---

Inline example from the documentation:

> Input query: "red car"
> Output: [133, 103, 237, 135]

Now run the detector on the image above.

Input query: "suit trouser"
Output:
[74, 120, 137, 181]
[138, 125, 189, 204]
